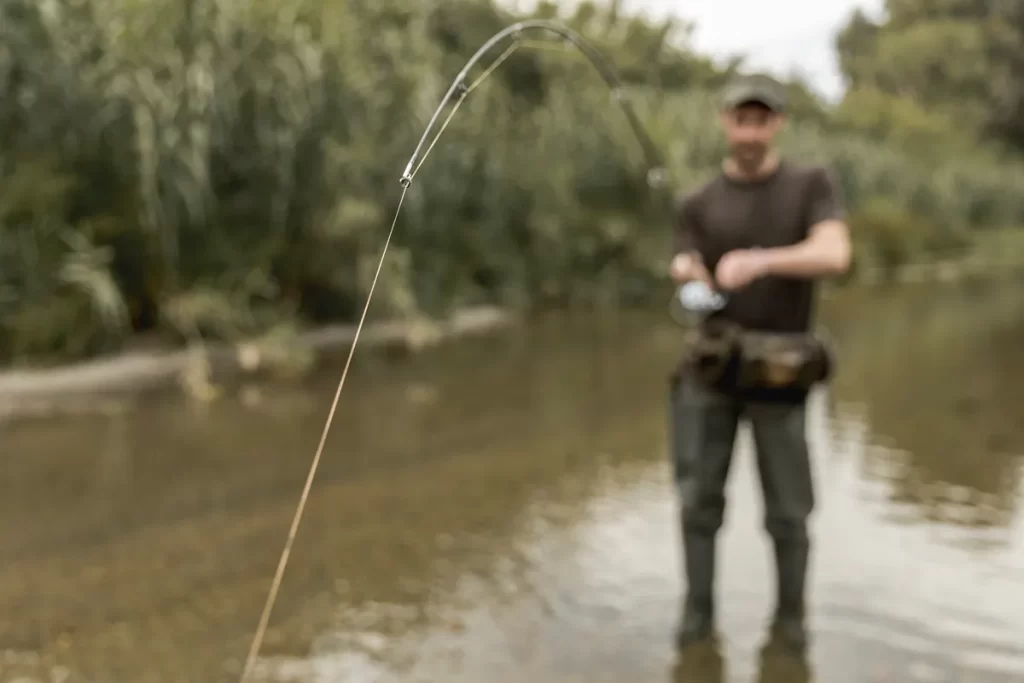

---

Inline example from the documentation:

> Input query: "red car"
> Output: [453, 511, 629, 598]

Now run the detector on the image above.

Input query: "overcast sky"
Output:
[510, 0, 886, 100]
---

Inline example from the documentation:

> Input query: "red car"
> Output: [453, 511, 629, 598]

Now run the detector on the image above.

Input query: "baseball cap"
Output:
[721, 74, 787, 113]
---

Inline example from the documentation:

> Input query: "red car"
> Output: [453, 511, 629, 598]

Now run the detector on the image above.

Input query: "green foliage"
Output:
[831, 87, 971, 160]
[836, 0, 1024, 152]
[1, 0, 1024, 365]
[848, 198, 955, 277]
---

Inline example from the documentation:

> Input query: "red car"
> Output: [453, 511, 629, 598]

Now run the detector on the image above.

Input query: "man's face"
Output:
[719, 102, 783, 169]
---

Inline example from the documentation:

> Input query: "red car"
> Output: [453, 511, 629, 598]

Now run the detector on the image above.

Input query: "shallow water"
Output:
[2, 281, 1023, 683]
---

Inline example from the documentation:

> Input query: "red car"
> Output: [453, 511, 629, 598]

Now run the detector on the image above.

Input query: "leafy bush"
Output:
[1, 0, 1023, 364]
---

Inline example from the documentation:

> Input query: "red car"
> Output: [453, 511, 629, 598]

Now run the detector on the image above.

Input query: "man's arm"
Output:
[757, 220, 851, 278]
[758, 167, 851, 279]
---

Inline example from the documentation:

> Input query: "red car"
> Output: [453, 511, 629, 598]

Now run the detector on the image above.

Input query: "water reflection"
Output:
[1, 282, 1023, 683]
[753, 642, 812, 683]
[671, 642, 725, 682]
[826, 282, 1024, 531]
[669, 638, 810, 683]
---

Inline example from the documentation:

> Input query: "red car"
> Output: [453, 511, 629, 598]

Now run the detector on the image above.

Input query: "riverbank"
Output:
[0, 306, 513, 421]
[3, 246, 1023, 422]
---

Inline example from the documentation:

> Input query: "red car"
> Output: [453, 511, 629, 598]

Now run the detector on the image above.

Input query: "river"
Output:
[2, 281, 1023, 683]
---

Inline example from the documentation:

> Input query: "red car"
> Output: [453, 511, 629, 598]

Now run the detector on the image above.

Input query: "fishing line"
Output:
[238, 184, 408, 683]
[239, 19, 671, 682]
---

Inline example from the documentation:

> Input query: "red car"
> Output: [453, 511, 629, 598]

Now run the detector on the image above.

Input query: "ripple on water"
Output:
[5, 288, 1024, 683]
[280, 428, 1023, 683]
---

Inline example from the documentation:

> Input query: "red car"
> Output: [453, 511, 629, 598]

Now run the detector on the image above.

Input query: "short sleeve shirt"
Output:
[673, 161, 844, 333]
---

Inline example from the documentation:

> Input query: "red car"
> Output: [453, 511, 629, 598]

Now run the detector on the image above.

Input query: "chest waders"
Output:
[669, 291, 829, 653]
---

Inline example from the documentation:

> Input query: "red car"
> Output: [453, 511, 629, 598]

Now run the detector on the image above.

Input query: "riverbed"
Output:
[2, 281, 1023, 683]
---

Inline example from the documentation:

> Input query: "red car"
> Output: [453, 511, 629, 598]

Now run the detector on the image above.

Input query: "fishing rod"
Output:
[239, 19, 677, 683]
[400, 18, 669, 191]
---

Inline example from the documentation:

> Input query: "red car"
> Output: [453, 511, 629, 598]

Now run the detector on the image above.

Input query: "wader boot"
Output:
[770, 536, 809, 652]
[747, 400, 815, 654]
[669, 375, 739, 650]
[676, 532, 716, 647]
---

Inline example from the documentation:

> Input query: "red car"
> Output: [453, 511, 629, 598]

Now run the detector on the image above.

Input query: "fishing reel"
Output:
[668, 281, 727, 327]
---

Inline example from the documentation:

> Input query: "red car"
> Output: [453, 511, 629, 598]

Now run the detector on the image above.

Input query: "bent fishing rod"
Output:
[400, 19, 669, 191]
[239, 19, 673, 683]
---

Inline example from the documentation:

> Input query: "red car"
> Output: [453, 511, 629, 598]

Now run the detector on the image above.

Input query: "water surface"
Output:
[2, 281, 1023, 683]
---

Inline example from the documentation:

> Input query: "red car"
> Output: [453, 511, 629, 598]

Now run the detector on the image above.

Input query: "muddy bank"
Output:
[0, 306, 513, 420]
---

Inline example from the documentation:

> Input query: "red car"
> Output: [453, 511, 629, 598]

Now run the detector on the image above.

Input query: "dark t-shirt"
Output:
[674, 160, 844, 333]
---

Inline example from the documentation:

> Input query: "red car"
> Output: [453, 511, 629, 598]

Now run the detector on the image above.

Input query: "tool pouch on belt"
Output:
[735, 331, 833, 391]
[674, 320, 740, 388]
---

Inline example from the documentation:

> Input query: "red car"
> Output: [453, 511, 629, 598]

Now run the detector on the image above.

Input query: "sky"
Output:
[510, 0, 886, 100]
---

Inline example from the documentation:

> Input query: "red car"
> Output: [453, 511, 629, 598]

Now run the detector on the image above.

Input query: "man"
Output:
[668, 73, 851, 653]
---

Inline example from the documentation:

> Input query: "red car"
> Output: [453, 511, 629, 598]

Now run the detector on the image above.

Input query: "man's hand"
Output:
[670, 253, 712, 285]
[714, 249, 768, 291]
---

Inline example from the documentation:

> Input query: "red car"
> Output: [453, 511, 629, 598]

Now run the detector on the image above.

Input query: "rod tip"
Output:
[399, 174, 412, 188]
